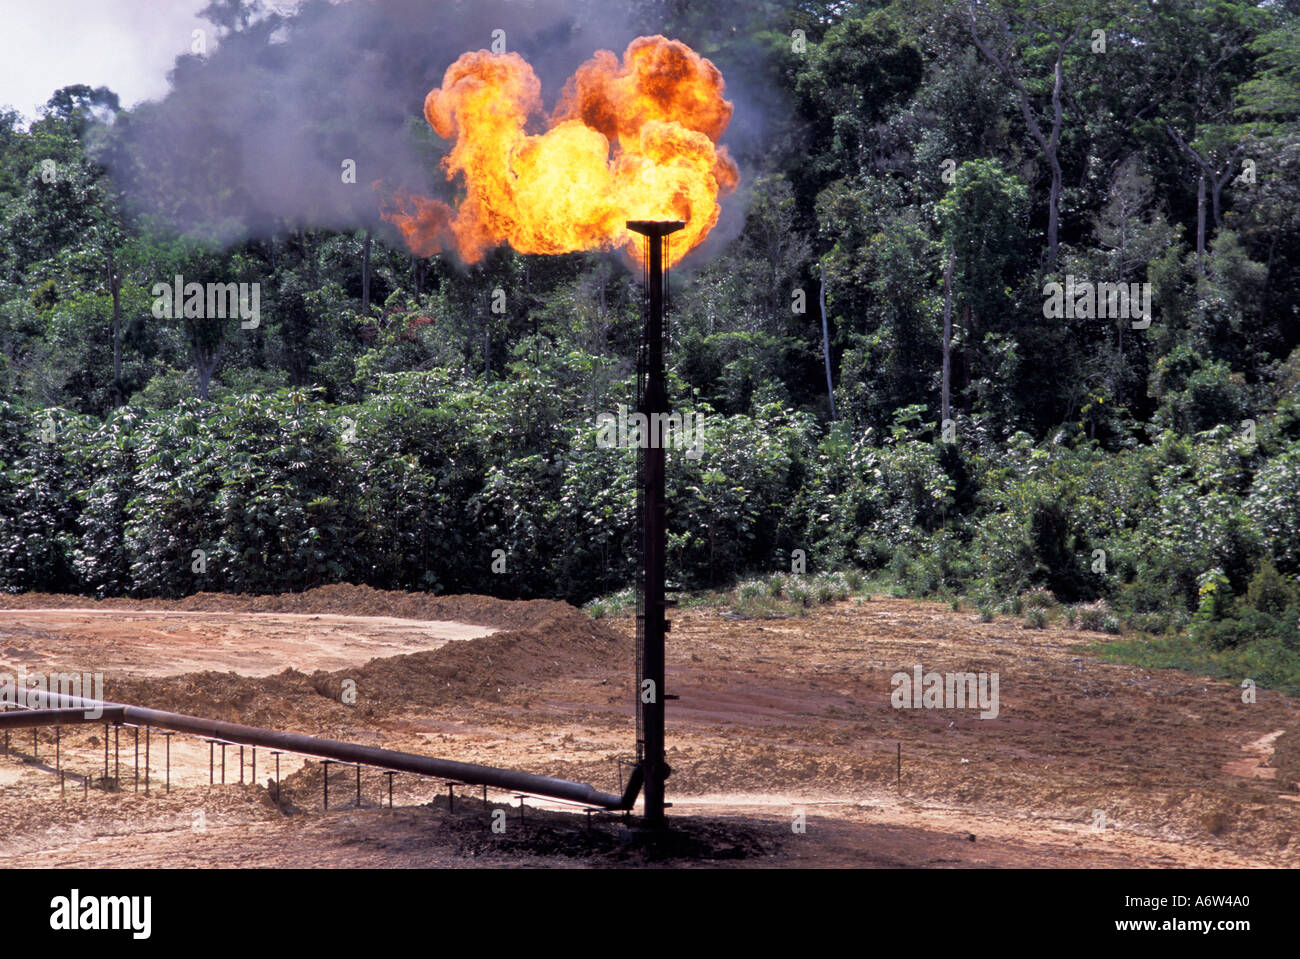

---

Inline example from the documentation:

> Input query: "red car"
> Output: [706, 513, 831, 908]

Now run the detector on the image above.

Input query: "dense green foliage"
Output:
[1, 0, 1298, 684]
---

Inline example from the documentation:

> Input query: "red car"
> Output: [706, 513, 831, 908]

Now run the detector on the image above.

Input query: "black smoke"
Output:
[98, 0, 766, 258]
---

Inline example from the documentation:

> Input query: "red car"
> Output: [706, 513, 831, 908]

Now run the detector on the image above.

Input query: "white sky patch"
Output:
[0, 0, 210, 120]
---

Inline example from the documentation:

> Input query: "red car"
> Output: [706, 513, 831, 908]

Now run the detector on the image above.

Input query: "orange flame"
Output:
[380, 36, 739, 268]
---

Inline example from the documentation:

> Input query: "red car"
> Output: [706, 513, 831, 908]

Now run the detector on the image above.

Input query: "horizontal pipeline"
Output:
[6, 690, 631, 810]
[0, 706, 125, 729]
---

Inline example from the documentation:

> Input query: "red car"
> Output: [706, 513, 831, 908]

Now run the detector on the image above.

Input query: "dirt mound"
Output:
[308, 612, 625, 709]
[0, 583, 581, 632]
[109, 668, 331, 731]
[93, 602, 626, 732]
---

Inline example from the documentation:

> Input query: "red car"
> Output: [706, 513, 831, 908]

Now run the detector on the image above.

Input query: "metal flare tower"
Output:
[627, 219, 684, 829]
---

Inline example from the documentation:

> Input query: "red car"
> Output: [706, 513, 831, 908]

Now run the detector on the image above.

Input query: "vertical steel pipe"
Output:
[626, 219, 684, 828]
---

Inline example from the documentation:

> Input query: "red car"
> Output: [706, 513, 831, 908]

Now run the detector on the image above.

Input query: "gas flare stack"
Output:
[627, 218, 684, 830]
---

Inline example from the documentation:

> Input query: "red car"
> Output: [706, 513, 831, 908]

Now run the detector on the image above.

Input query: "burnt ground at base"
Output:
[418, 794, 784, 864]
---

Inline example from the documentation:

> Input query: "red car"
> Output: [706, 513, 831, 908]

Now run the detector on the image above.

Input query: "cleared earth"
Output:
[0, 584, 1296, 868]
[0, 609, 495, 677]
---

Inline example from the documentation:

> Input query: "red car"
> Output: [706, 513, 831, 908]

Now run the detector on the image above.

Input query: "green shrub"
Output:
[1245, 559, 1298, 616]
[1024, 607, 1048, 629]
[899, 553, 947, 596]
[1020, 587, 1059, 610]
[583, 588, 634, 619]
[1195, 568, 1232, 623]
[788, 582, 812, 607]
[1192, 603, 1300, 651]
[1176, 361, 1248, 434]
[1075, 600, 1120, 633]
[1246, 441, 1300, 574]
[1116, 577, 1186, 617]
[1125, 611, 1169, 634]
[825, 573, 850, 601]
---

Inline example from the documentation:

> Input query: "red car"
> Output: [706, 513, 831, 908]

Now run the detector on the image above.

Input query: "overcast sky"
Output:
[0, 1, 218, 119]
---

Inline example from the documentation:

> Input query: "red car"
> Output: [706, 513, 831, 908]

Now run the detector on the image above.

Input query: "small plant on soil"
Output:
[583, 588, 635, 619]
[1073, 600, 1120, 633]
[1019, 587, 1059, 610]
[828, 573, 851, 601]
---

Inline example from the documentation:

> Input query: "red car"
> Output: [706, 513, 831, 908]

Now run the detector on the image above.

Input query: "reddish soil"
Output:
[0, 609, 493, 678]
[1, 586, 1296, 868]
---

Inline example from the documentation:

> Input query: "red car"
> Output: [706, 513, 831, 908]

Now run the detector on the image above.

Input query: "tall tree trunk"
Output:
[194, 343, 221, 400]
[1196, 171, 1207, 277]
[1047, 150, 1062, 268]
[1210, 160, 1239, 230]
[962, 304, 972, 414]
[941, 248, 954, 427]
[818, 266, 835, 420]
[1166, 126, 1243, 267]
[967, 4, 1079, 269]
[1116, 220, 1126, 386]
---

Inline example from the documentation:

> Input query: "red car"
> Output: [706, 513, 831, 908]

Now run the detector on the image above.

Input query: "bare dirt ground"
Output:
[0, 585, 1296, 868]
[0, 609, 494, 677]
